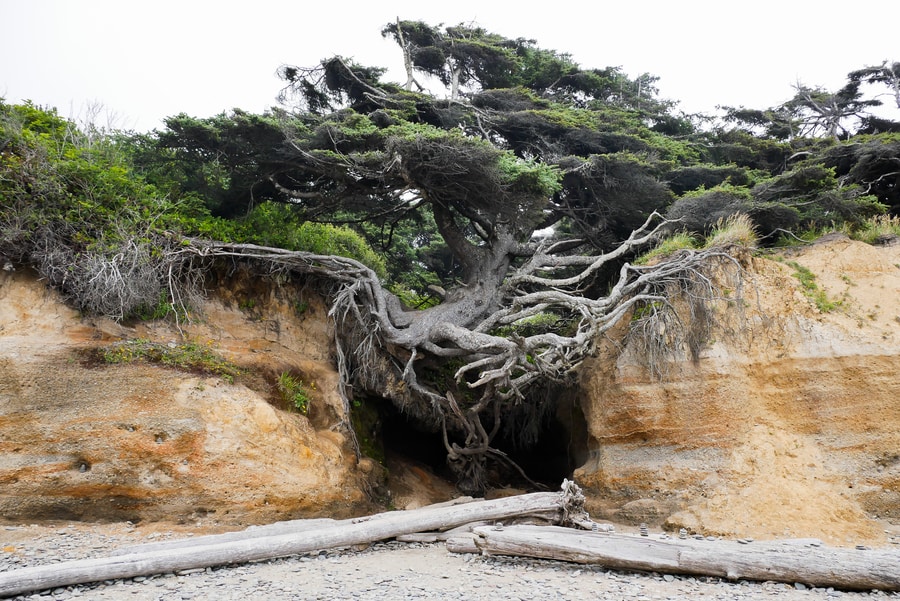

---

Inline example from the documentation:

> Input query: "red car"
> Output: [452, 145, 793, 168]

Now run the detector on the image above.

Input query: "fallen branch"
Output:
[0, 489, 579, 598]
[468, 525, 900, 592]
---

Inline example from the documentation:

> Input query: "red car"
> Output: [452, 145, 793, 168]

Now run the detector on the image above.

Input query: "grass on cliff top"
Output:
[635, 214, 759, 265]
[774, 215, 900, 248]
[95, 339, 242, 382]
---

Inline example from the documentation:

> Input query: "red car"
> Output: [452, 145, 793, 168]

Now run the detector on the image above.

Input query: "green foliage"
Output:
[666, 164, 754, 196]
[635, 232, 697, 264]
[135, 292, 178, 321]
[277, 371, 312, 413]
[0, 100, 178, 251]
[0, 100, 390, 319]
[497, 153, 561, 197]
[666, 183, 753, 233]
[98, 339, 241, 382]
[786, 262, 839, 312]
[852, 214, 900, 244]
[198, 204, 388, 278]
[822, 133, 900, 213]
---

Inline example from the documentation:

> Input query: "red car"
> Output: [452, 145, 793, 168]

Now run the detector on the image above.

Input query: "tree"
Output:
[380, 20, 521, 100]
[849, 60, 900, 109]
[784, 81, 881, 140]
[147, 26, 737, 495]
[380, 20, 673, 115]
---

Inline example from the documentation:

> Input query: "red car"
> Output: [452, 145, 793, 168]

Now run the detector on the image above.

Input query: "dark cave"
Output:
[369, 392, 590, 492]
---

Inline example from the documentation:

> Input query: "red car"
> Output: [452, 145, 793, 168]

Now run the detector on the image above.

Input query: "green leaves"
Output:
[277, 371, 312, 414]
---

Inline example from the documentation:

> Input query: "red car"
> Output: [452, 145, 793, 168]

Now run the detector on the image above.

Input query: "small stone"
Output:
[795, 582, 807, 590]
[663, 574, 675, 582]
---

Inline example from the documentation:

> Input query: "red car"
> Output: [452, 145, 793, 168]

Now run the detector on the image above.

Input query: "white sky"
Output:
[2, 0, 898, 132]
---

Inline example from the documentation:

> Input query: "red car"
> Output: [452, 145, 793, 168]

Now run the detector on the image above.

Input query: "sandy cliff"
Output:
[0, 266, 376, 525]
[575, 235, 900, 545]
[1, 236, 897, 545]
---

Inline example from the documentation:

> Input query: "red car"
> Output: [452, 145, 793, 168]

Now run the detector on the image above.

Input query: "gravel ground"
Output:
[1, 523, 898, 600]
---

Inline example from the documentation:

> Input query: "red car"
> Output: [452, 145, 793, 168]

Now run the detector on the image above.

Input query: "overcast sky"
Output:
[2, 0, 898, 132]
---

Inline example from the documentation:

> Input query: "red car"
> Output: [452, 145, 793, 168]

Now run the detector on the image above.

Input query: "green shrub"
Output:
[666, 184, 752, 233]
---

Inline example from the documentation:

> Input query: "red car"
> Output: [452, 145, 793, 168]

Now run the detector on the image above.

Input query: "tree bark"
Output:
[469, 525, 900, 592]
[0, 492, 572, 598]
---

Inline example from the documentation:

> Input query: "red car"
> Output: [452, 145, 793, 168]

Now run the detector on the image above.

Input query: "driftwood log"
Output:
[0, 489, 576, 598]
[469, 524, 900, 592]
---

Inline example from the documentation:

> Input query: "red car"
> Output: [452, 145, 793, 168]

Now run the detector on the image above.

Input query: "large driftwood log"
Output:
[0, 491, 572, 598]
[110, 518, 339, 556]
[470, 525, 900, 591]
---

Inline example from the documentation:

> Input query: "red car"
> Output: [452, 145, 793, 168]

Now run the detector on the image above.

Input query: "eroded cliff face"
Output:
[2, 237, 898, 542]
[575, 236, 900, 545]
[0, 266, 378, 525]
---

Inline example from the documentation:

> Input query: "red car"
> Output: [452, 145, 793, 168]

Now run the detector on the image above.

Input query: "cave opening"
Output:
[365, 390, 590, 493]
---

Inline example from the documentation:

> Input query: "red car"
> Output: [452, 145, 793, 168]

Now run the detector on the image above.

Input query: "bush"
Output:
[666, 184, 752, 233]
[0, 101, 390, 321]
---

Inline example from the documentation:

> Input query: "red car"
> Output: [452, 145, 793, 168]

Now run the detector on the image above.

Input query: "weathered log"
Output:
[469, 525, 900, 591]
[445, 534, 480, 554]
[111, 518, 339, 556]
[0, 491, 572, 598]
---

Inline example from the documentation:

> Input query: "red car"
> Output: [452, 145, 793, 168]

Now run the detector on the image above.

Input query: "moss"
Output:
[350, 398, 386, 464]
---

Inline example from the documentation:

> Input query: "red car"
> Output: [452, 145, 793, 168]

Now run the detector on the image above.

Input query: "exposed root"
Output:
[80, 217, 747, 493]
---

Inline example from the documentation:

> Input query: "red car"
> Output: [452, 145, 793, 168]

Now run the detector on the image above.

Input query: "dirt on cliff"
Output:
[576, 235, 900, 547]
[0, 266, 386, 526]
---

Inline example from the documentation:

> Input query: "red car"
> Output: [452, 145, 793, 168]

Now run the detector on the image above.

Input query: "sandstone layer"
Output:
[575, 236, 900, 545]
[0, 267, 376, 525]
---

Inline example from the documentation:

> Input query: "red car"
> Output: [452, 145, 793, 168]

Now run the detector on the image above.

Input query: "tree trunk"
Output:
[469, 525, 900, 592]
[0, 492, 572, 598]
